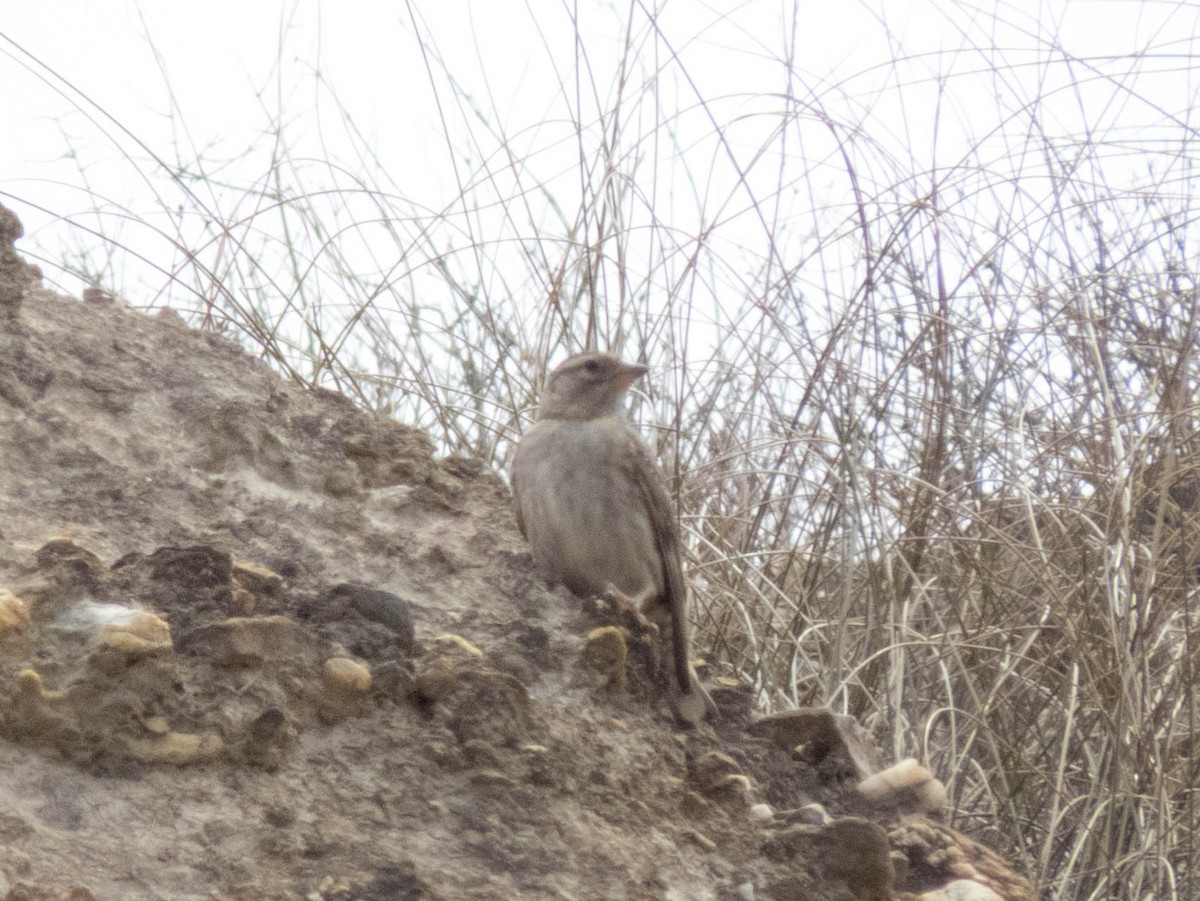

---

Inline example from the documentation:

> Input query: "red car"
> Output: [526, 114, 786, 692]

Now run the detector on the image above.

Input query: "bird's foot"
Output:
[594, 586, 657, 639]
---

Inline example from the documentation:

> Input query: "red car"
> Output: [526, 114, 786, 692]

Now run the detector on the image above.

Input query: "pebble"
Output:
[434, 633, 484, 657]
[323, 657, 371, 694]
[858, 757, 947, 813]
[94, 606, 172, 655]
[748, 803, 774, 821]
[680, 828, 717, 852]
[122, 730, 224, 765]
[0, 590, 30, 636]
[919, 879, 1004, 901]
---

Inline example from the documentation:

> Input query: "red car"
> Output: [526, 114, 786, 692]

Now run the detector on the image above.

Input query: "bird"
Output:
[511, 351, 713, 725]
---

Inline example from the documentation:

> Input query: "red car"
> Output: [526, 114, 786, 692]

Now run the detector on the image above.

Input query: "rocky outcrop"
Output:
[0, 203, 1033, 900]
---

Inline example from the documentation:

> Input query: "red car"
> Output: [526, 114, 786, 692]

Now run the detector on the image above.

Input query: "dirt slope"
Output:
[0, 204, 1033, 901]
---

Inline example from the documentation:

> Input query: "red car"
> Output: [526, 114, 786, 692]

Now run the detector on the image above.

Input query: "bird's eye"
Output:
[583, 359, 603, 374]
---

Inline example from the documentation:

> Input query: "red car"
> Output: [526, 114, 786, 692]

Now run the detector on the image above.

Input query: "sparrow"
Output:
[511, 351, 712, 725]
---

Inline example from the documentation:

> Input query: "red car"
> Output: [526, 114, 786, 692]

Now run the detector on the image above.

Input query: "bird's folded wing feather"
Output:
[621, 430, 693, 695]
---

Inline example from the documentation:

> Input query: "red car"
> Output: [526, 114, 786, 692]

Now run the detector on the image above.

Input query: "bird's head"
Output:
[537, 352, 649, 421]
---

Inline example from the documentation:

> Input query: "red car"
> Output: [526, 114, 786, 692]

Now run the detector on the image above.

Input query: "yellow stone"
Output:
[99, 608, 172, 655]
[857, 757, 948, 813]
[122, 731, 224, 765]
[434, 633, 484, 657]
[0, 590, 31, 636]
[16, 668, 63, 702]
[323, 657, 371, 694]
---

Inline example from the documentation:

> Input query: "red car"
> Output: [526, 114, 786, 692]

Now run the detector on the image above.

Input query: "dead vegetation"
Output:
[4, 3, 1200, 897]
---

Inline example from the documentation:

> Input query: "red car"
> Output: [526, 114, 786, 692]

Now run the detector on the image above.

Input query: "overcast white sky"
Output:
[0, 0, 1196, 309]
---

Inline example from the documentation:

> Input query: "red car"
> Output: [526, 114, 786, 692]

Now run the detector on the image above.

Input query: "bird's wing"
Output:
[510, 439, 529, 541]
[621, 430, 692, 698]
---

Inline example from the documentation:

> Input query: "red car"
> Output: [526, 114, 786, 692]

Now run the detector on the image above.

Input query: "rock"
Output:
[140, 715, 171, 736]
[918, 879, 1003, 901]
[0, 203, 35, 317]
[708, 773, 753, 805]
[510, 621, 552, 668]
[747, 707, 882, 779]
[580, 626, 628, 692]
[144, 545, 232, 589]
[321, 657, 373, 721]
[6, 885, 96, 901]
[369, 659, 414, 698]
[178, 615, 312, 666]
[763, 876, 814, 901]
[890, 819, 1036, 901]
[812, 818, 894, 901]
[691, 750, 745, 794]
[240, 707, 296, 770]
[33, 538, 107, 595]
[322, 462, 362, 496]
[9, 670, 80, 751]
[93, 606, 172, 656]
[323, 657, 372, 694]
[689, 750, 754, 805]
[228, 560, 283, 615]
[340, 420, 435, 489]
[324, 583, 415, 649]
[763, 817, 893, 900]
[81, 286, 115, 305]
[707, 681, 756, 722]
[460, 738, 503, 769]
[15, 669, 64, 704]
[231, 559, 284, 595]
[121, 545, 235, 619]
[468, 768, 516, 788]
[413, 656, 461, 703]
[0, 589, 31, 637]
[680, 828, 717, 852]
[858, 758, 947, 813]
[433, 633, 483, 657]
[263, 803, 296, 828]
[413, 655, 531, 748]
[0, 203, 1042, 897]
[781, 803, 831, 826]
[229, 586, 256, 616]
[189, 400, 293, 478]
[761, 823, 811, 862]
[749, 802, 775, 821]
[121, 730, 225, 765]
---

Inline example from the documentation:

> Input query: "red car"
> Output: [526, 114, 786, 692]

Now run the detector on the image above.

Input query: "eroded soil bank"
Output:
[0, 205, 1032, 901]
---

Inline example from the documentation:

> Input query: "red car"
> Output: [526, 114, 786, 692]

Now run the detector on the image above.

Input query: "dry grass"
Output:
[5, 2, 1200, 897]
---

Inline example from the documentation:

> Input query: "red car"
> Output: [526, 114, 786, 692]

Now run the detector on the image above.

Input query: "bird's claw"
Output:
[596, 586, 656, 638]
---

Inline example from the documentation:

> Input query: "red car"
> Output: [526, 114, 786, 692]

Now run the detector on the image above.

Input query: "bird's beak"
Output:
[613, 361, 649, 392]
